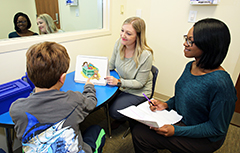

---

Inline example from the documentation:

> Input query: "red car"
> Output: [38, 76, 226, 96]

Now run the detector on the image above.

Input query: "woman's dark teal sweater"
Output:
[166, 61, 237, 142]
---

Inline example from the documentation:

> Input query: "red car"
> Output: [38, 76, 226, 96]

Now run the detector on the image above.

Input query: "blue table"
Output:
[0, 112, 14, 127]
[61, 70, 119, 108]
[60, 70, 119, 137]
[0, 70, 119, 152]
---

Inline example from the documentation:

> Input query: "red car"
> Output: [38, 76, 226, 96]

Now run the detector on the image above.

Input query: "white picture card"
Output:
[74, 55, 109, 86]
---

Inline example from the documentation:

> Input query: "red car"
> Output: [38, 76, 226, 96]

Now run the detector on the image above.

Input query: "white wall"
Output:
[1, 0, 240, 151]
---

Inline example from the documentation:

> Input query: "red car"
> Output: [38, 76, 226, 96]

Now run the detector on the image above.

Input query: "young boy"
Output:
[10, 42, 105, 153]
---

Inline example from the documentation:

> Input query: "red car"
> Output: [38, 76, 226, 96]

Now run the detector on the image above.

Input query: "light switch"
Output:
[188, 11, 197, 23]
[76, 8, 79, 17]
[120, 5, 124, 14]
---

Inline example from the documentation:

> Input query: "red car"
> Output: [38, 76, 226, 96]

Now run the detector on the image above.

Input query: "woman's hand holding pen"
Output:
[149, 99, 168, 112]
[149, 100, 173, 136]
[150, 125, 174, 137]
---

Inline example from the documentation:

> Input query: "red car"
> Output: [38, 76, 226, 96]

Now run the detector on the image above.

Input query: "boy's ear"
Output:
[59, 73, 67, 84]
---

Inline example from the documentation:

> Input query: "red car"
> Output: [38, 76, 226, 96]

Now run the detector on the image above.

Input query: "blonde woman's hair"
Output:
[38, 14, 58, 34]
[119, 17, 153, 68]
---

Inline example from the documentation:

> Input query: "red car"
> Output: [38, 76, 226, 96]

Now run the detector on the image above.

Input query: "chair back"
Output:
[150, 65, 159, 99]
[21, 72, 35, 91]
[122, 65, 159, 139]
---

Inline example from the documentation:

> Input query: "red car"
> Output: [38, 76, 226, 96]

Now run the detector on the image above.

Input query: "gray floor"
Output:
[80, 107, 240, 153]
[13, 107, 240, 153]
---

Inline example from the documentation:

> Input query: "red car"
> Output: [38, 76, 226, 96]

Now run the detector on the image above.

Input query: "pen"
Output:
[143, 93, 155, 106]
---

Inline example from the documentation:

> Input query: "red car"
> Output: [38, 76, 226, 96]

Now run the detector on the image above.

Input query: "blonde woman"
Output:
[37, 14, 63, 34]
[105, 17, 153, 129]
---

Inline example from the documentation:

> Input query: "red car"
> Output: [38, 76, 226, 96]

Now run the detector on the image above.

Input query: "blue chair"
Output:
[21, 72, 35, 91]
[122, 65, 159, 138]
[149, 65, 159, 99]
[0, 149, 6, 153]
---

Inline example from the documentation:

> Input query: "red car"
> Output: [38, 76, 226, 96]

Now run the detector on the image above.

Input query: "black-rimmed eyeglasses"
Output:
[184, 35, 194, 47]
[17, 21, 27, 24]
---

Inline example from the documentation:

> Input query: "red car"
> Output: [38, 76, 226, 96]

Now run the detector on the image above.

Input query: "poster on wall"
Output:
[74, 55, 109, 86]
[190, 0, 219, 5]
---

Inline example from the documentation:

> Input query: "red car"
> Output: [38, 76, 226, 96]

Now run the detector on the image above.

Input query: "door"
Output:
[231, 72, 240, 127]
[35, 0, 61, 29]
[235, 73, 240, 113]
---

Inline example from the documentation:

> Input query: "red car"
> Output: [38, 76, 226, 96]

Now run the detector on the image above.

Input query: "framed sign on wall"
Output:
[190, 0, 219, 5]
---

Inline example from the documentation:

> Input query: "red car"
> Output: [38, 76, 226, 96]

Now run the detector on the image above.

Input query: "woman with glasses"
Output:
[131, 18, 237, 153]
[8, 12, 38, 38]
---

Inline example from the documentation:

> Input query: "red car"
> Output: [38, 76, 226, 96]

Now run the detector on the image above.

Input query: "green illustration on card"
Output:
[81, 61, 100, 80]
